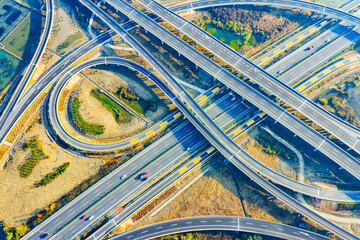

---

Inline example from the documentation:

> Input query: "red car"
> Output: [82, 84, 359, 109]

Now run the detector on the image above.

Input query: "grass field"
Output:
[0, 50, 25, 92]
[70, 96, 105, 135]
[0, 0, 30, 41]
[91, 89, 132, 124]
[3, 12, 45, 60]
[20, 0, 44, 10]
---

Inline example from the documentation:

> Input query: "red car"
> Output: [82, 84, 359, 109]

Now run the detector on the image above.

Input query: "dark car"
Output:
[80, 214, 86, 220]
[306, 46, 314, 51]
[40, 233, 49, 239]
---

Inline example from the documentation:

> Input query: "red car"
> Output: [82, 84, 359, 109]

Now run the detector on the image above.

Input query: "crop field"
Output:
[0, 50, 25, 92]
[0, 0, 30, 42]
[3, 12, 44, 60]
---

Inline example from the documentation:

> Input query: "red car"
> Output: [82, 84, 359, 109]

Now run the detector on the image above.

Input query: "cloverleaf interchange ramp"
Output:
[7, 0, 360, 239]
[49, 0, 360, 239]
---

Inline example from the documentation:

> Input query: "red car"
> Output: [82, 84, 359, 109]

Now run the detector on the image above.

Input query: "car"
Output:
[276, 70, 283, 75]
[120, 174, 127, 179]
[40, 233, 48, 239]
[325, 39, 330, 43]
[137, 172, 148, 180]
[87, 216, 94, 221]
[141, 177, 148, 181]
[80, 214, 86, 220]
[306, 46, 314, 51]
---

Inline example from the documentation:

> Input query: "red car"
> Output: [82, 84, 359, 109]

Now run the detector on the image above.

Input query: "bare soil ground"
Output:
[0, 113, 103, 227]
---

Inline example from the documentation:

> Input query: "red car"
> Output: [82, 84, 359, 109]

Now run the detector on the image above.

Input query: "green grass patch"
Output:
[115, 86, 158, 116]
[3, 12, 45, 60]
[70, 96, 105, 135]
[19, 136, 49, 178]
[37, 162, 70, 186]
[20, 0, 43, 10]
[56, 31, 83, 55]
[91, 89, 132, 124]
[0, 50, 25, 91]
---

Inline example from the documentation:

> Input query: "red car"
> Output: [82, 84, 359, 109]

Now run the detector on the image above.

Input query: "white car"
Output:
[88, 216, 94, 221]
[120, 174, 126, 179]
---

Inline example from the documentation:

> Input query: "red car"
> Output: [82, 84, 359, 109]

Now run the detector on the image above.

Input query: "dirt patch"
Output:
[0, 113, 103, 227]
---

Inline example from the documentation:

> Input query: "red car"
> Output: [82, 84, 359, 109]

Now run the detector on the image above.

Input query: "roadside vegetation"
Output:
[316, 73, 360, 128]
[36, 162, 70, 187]
[56, 31, 84, 55]
[91, 88, 132, 124]
[70, 96, 105, 135]
[1, 222, 28, 240]
[155, 231, 271, 240]
[115, 86, 157, 116]
[255, 129, 296, 160]
[19, 136, 48, 178]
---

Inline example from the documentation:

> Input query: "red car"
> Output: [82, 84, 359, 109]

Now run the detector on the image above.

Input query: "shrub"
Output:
[318, 98, 328, 105]
[70, 97, 105, 135]
[19, 137, 48, 178]
[37, 163, 70, 186]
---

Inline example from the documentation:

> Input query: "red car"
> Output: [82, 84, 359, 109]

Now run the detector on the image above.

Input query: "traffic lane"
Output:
[268, 23, 350, 76]
[280, 27, 360, 84]
[55, 131, 207, 240]
[111, 216, 332, 240]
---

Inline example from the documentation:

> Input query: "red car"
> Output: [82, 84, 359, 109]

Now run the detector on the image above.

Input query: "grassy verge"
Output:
[56, 31, 83, 55]
[70, 96, 105, 135]
[36, 162, 70, 187]
[115, 86, 157, 116]
[19, 136, 48, 178]
[91, 89, 132, 124]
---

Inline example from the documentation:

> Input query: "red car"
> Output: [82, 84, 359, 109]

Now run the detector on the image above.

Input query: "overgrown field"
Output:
[0, 0, 30, 41]
[3, 12, 45, 60]
[70, 96, 105, 135]
[194, 5, 316, 56]
[116, 86, 157, 115]
[37, 162, 70, 186]
[0, 50, 24, 92]
[91, 88, 132, 124]
[56, 31, 84, 55]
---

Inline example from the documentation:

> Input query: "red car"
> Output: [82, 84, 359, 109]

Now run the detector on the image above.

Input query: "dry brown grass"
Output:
[0, 113, 104, 227]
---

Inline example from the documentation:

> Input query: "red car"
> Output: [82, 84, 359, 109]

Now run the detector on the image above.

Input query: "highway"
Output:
[136, 0, 360, 155]
[49, 59, 360, 203]
[0, 0, 54, 130]
[23, 57, 249, 240]
[109, 216, 332, 240]
[253, 0, 360, 66]
[6, 1, 360, 238]
[109, 0, 360, 186]
[58, 1, 360, 239]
